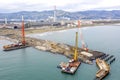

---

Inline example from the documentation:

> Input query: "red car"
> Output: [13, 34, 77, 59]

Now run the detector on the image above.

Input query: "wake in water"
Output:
[58, 30, 67, 33]
[82, 27, 89, 30]
[26, 32, 54, 38]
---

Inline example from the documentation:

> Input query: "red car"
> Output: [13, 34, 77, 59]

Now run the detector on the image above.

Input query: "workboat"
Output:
[3, 42, 29, 51]
[60, 59, 81, 74]
[3, 16, 29, 51]
[58, 32, 81, 74]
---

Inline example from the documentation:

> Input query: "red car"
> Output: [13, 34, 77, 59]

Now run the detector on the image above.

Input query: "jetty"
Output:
[0, 29, 105, 64]
[96, 58, 110, 80]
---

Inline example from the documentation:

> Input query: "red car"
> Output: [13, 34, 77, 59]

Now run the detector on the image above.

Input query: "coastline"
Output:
[0, 22, 119, 36]
[24, 24, 105, 35]
[24, 22, 120, 35]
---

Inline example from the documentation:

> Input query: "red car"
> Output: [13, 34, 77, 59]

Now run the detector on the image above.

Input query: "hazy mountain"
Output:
[0, 10, 120, 20]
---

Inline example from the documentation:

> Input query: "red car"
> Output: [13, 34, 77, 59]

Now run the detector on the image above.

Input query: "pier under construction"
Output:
[96, 58, 110, 80]
[0, 20, 107, 64]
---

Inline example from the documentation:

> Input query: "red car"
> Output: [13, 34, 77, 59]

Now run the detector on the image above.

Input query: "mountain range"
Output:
[0, 10, 120, 20]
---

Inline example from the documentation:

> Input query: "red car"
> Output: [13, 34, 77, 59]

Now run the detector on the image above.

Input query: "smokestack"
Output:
[22, 16, 24, 21]
[5, 18, 7, 24]
[53, 6, 56, 22]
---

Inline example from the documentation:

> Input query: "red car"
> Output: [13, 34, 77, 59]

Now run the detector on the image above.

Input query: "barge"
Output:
[96, 58, 110, 80]
[3, 16, 29, 51]
[60, 59, 81, 74]
[58, 32, 81, 74]
[3, 43, 29, 51]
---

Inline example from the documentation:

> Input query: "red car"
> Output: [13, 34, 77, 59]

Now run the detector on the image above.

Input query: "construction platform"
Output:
[96, 58, 110, 80]
[59, 59, 81, 74]
[3, 43, 29, 51]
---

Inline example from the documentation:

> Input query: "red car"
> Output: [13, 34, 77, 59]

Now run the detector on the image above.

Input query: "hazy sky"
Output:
[0, 0, 120, 13]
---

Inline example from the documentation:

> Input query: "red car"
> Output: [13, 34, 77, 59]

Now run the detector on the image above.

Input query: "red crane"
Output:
[78, 20, 88, 51]
[21, 16, 25, 45]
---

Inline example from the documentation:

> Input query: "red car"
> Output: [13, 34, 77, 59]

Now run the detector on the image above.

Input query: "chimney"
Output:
[53, 6, 57, 22]
[5, 18, 7, 24]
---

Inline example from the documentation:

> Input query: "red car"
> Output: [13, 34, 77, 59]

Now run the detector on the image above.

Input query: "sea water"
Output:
[0, 25, 120, 80]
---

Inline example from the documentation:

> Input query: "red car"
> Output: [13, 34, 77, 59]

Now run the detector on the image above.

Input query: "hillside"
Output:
[0, 10, 120, 20]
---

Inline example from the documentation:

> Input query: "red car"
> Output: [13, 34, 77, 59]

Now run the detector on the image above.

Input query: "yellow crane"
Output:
[58, 22, 81, 74]
[74, 32, 78, 61]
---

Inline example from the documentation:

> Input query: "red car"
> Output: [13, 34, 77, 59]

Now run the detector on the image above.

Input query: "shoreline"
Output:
[0, 23, 119, 36]
[24, 21, 120, 35]
[24, 24, 106, 35]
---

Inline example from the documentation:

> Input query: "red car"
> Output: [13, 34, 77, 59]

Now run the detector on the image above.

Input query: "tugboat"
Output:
[3, 16, 29, 51]
[58, 32, 81, 74]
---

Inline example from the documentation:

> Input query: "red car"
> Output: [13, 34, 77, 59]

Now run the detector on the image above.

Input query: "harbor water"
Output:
[0, 25, 120, 80]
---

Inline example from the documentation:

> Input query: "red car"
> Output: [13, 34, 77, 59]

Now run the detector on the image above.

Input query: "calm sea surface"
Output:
[0, 25, 120, 80]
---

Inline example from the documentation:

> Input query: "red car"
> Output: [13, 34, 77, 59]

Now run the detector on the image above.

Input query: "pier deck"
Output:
[96, 58, 110, 79]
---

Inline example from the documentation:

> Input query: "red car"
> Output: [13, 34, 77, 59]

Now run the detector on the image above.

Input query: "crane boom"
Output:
[74, 32, 78, 61]
[78, 20, 88, 51]
[21, 16, 25, 45]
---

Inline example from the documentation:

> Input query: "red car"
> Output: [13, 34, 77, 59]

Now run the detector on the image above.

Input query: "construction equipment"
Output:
[3, 16, 28, 51]
[58, 31, 81, 74]
[78, 20, 88, 51]
[74, 32, 78, 61]
[21, 16, 26, 45]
